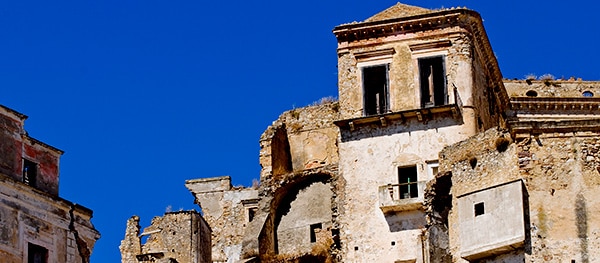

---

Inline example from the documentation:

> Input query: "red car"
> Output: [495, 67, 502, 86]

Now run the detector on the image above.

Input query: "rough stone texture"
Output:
[186, 177, 258, 263]
[505, 79, 600, 98]
[120, 3, 600, 263]
[0, 104, 100, 262]
[119, 211, 211, 263]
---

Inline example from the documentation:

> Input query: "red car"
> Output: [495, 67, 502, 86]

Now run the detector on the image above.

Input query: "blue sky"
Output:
[1, 1, 599, 262]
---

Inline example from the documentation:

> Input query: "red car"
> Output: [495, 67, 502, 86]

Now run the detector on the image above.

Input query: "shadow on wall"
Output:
[339, 112, 463, 143]
[384, 210, 426, 232]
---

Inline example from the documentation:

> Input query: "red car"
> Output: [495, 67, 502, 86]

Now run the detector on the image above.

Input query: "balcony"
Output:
[378, 181, 426, 213]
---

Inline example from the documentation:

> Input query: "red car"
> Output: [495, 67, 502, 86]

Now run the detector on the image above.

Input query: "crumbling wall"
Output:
[276, 181, 333, 255]
[259, 102, 340, 179]
[504, 80, 600, 98]
[120, 211, 211, 263]
[439, 128, 521, 262]
[185, 176, 257, 263]
[517, 134, 600, 262]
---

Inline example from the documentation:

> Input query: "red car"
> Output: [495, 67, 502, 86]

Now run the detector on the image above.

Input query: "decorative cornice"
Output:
[333, 9, 474, 43]
[510, 97, 600, 111]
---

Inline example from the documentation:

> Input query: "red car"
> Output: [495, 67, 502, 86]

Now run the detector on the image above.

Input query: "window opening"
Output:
[310, 223, 322, 243]
[398, 166, 418, 199]
[474, 202, 485, 216]
[247, 207, 257, 222]
[525, 90, 538, 97]
[23, 159, 37, 187]
[419, 56, 447, 107]
[28, 243, 48, 263]
[427, 161, 439, 178]
[362, 64, 389, 116]
[583, 91, 594, 97]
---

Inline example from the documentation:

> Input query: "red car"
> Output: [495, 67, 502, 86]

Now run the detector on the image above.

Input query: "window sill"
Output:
[334, 104, 460, 131]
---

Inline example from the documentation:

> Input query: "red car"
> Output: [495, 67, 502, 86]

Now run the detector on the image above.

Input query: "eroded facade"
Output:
[122, 2, 600, 263]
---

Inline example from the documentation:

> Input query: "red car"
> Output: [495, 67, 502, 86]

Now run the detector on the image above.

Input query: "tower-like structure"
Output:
[332, 4, 505, 262]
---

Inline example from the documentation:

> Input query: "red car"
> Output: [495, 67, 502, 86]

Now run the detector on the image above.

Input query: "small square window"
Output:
[474, 202, 485, 217]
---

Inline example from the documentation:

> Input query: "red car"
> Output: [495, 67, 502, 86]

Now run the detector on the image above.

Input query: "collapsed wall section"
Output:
[119, 211, 211, 263]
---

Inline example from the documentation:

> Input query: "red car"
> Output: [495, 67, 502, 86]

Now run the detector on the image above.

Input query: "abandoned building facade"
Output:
[0, 104, 100, 262]
[122, 3, 600, 263]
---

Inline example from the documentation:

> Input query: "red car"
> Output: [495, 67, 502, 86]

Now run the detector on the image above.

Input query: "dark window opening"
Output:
[28, 243, 48, 263]
[248, 207, 257, 222]
[23, 159, 38, 187]
[419, 56, 447, 107]
[331, 228, 341, 249]
[525, 90, 538, 97]
[362, 64, 389, 116]
[310, 223, 322, 243]
[583, 91, 594, 97]
[398, 166, 418, 199]
[474, 202, 485, 216]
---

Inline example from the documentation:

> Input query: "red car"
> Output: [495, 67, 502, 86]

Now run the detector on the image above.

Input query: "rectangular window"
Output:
[362, 64, 389, 116]
[247, 207, 257, 222]
[28, 243, 48, 263]
[310, 223, 322, 243]
[419, 56, 447, 108]
[23, 159, 37, 187]
[398, 166, 418, 199]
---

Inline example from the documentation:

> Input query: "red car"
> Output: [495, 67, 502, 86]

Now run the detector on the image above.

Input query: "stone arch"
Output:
[258, 171, 335, 259]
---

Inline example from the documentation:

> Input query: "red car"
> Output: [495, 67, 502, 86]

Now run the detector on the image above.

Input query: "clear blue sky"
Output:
[1, 1, 598, 262]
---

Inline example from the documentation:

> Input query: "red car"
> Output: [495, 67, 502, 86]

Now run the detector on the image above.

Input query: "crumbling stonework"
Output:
[122, 2, 600, 262]
[0, 104, 100, 262]
[119, 211, 211, 263]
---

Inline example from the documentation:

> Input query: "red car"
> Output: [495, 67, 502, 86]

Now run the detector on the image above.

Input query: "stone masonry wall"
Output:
[120, 211, 211, 263]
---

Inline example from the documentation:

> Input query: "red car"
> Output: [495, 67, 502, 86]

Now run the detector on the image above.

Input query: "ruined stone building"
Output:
[0, 104, 100, 262]
[123, 3, 600, 262]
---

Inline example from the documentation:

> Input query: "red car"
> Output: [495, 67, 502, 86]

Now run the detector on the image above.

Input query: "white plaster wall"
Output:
[339, 122, 474, 262]
[457, 181, 525, 260]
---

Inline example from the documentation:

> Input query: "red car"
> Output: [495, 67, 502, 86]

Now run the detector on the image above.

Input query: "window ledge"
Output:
[334, 104, 460, 131]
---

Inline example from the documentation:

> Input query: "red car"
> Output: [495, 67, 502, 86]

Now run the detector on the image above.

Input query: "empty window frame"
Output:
[28, 243, 48, 263]
[362, 64, 389, 116]
[310, 223, 323, 243]
[23, 159, 38, 187]
[419, 56, 447, 108]
[398, 166, 418, 199]
[247, 207, 257, 222]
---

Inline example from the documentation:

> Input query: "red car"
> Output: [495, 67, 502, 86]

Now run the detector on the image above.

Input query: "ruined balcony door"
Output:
[419, 56, 447, 108]
[362, 64, 389, 116]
